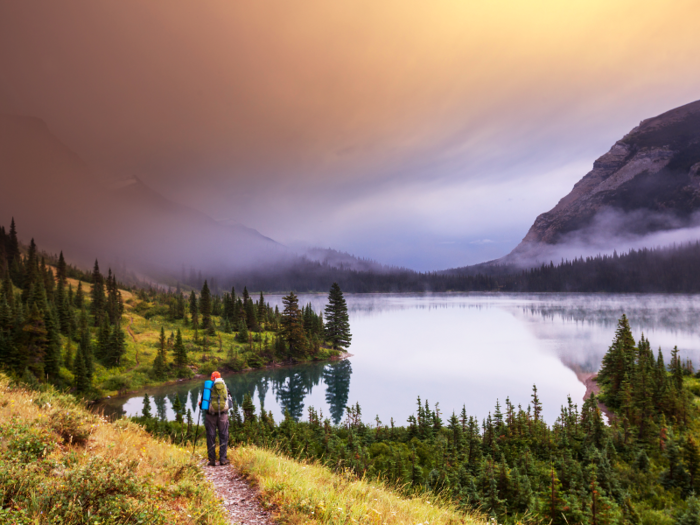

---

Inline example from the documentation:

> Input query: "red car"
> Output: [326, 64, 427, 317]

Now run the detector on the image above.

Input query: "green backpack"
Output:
[208, 381, 229, 414]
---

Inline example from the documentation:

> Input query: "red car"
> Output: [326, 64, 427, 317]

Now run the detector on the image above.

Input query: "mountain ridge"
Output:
[503, 98, 700, 264]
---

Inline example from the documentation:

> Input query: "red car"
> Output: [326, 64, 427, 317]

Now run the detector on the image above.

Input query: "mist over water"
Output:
[100, 293, 700, 426]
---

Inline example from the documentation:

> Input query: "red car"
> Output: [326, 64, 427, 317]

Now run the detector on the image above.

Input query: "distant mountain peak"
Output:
[505, 98, 700, 263]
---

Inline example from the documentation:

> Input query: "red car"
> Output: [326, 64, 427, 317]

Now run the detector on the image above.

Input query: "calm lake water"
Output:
[98, 293, 700, 425]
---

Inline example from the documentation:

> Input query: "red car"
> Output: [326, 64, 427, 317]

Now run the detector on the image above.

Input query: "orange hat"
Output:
[211, 371, 221, 380]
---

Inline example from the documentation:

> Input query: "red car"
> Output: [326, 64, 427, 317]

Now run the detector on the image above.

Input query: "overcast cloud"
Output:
[1, 0, 700, 270]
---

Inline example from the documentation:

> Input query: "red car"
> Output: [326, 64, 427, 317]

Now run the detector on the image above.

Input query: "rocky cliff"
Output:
[509, 99, 700, 261]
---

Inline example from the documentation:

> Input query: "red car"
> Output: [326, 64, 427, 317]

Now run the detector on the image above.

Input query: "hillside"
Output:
[0, 374, 227, 524]
[507, 99, 700, 263]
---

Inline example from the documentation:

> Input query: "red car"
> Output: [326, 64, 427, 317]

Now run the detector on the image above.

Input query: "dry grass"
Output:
[230, 445, 489, 525]
[0, 375, 227, 524]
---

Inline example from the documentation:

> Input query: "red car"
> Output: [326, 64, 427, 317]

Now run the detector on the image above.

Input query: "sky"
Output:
[1, 0, 700, 270]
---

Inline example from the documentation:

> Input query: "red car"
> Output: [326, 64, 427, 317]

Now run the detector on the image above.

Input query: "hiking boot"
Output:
[220, 459, 230, 466]
[208, 461, 216, 467]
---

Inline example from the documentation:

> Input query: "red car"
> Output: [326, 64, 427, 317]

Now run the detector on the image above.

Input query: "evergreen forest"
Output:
[0, 220, 352, 398]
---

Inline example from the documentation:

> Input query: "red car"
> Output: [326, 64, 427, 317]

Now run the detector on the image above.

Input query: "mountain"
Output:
[0, 113, 282, 272]
[507, 99, 700, 263]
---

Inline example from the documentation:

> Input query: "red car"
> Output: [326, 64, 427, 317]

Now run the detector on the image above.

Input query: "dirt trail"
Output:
[125, 316, 140, 365]
[126, 316, 137, 342]
[202, 463, 276, 524]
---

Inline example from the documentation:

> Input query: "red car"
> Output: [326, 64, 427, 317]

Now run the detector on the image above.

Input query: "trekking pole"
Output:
[192, 398, 202, 456]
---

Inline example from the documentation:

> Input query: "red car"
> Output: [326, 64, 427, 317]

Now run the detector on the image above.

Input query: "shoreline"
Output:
[95, 351, 353, 404]
[574, 370, 614, 421]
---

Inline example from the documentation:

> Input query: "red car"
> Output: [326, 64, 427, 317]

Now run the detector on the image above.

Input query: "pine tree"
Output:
[153, 326, 168, 376]
[56, 251, 67, 283]
[73, 342, 90, 394]
[79, 322, 94, 382]
[43, 307, 62, 380]
[189, 291, 199, 329]
[7, 218, 20, 267]
[677, 496, 700, 525]
[173, 329, 188, 368]
[106, 322, 126, 367]
[236, 319, 249, 343]
[257, 291, 266, 327]
[598, 314, 636, 408]
[200, 280, 214, 334]
[75, 282, 84, 309]
[90, 260, 106, 327]
[20, 303, 48, 378]
[324, 283, 351, 350]
[281, 291, 306, 360]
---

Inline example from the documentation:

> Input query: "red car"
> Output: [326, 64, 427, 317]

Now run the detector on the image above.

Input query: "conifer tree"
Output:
[189, 291, 199, 329]
[7, 218, 20, 267]
[20, 303, 48, 378]
[245, 298, 258, 332]
[107, 322, 126, 367]
[43, 307, 62, 380]
[281, 291, 306, 360]
[152, 326, 168, 376]
[73, 343, 90, 394]
[200, 280, 214, 334]
[79, 323, 94, 382]
[257, 291, 266, 327]
[598, 314, 636, 408]
[173, 328, 188, 368]
[90, 260, 106, 327]
[236, 319, 249, 343]
[57, 251, 67, 282]
[324, 283, 351, 350]
[75, 282, 84, 309]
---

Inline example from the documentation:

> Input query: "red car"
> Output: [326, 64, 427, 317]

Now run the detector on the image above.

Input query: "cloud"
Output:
[1, 0, 700, 269]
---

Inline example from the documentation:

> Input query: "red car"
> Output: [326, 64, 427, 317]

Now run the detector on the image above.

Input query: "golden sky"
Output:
[1, 0, 700, 268]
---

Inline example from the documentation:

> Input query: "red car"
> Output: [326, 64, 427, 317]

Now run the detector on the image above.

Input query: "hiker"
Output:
[199, 371, 233, 466]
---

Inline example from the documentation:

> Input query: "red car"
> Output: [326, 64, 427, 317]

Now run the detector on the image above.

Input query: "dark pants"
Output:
[204, 411, 229, 464]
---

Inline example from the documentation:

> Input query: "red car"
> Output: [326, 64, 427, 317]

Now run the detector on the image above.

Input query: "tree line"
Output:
[173, 241, 700, 294]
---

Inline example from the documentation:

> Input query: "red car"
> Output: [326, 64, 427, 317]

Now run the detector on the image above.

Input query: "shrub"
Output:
[143, 304, 169, 319]
[101, 374, 133, 394]
[0, 420, 56, 462]
[49, 407, 95, 445]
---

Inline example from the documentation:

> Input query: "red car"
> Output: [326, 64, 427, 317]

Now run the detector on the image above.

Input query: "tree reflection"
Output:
[96, 359, 353, 423]
[323, 360, 352, 424]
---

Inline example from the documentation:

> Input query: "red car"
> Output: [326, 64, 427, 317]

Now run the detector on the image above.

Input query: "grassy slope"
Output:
[1, 373, 489, 525]
[229, 445, 489, 525]
[0, 374, 227, 524]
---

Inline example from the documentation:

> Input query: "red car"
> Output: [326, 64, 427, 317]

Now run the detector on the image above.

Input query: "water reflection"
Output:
[98, 293, 700, 425]
[99, 359, 352, 424]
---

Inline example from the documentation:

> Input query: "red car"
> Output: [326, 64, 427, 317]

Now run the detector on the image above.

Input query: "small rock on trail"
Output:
[202, 462, 277, 525]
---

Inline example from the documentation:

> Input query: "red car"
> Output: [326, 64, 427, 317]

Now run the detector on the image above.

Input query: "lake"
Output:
[98, 293, 700, 425]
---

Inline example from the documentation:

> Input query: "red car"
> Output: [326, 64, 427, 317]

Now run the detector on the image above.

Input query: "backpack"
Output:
[208, 380, 229, 414]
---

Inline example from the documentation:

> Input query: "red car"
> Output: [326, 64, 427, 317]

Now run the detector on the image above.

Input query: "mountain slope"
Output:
[0, 113, 283, 271]
[508, 99, 700, 262]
